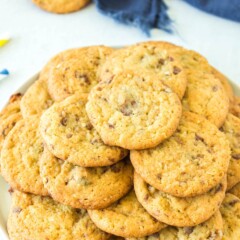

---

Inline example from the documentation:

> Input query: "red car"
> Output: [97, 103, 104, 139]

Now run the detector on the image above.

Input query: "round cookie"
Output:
[1, 116, 48, 196]
[140, 41, 229, 127]
[131, 111, 231, 197]
[230, 96, 240, 119]
[7, 190, 110, 240]
[99, 42, 187, 99]
[229, 182, 240, 199]
[40, 148, 133, 209]
[86, 71, 182, 150]
[220, 114, 240, 190]
[126, 211, 223, 240]
[211, 67, 234, 103]
[220, 193, 240, 240]
[134, 172, 226, 227]
[48, 46, 113, 101]
[40, 94, 127, 167]
[0, 93, 22, 121]
[88, 190, 166, 238]
[20, 79, 53, 118]
[32, 0, 90, 14]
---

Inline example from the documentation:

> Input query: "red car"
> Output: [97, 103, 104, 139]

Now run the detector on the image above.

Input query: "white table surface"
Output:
[0, 0, 240, 238]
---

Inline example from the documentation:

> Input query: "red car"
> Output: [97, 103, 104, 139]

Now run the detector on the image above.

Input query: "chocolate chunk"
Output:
[75, 72, 90, 85]
[13, 207, 22, 214]
[60, 117, 68, 126]
[144, 194, 149, 201]
[214, 183, 223, 193]
[173, 66, 181, 75]
[158, 58, 165, 65]
[183, 227, 194, 235]
[156, 174, 162, 180]
[8, 188, 14, 194]
[168, 56, 174, 62]
[9, 93, 22, 103]
[232, 154, 240, 160]
[86, 123, 93, 130]
[229, 199, 240, 206]
[195, 134, 204, 142]
[108, 123, 115, 129]
[212, 85, 219, 92]
[120, 108, 133, 116]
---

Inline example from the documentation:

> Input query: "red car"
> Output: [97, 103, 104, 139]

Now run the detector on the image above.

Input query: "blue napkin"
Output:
[95, 0, 240, 35]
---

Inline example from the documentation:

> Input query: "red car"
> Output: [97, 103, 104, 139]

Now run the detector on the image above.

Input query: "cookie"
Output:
[126, 211, 223, 240]
[86, 71, 182, 150]
[1, 116, 48, 196]
[99, 43, 187, 99]
[88, 190, 166, 238]
[230, 96, 240, 119]
[48, 46, 113, 101]
[0, 93, 22, 121]
[131, 111, 231, 197]
[20, 79, 53, 118]
[134, 172, 226, 227]
[40, 148, 133, 209]
[220, 114, 240, 189]
[40, 94, 127, 167]
[229, 182, 240, 199]
[220, 193, 240, 239]
[142, 41, 229, 127]
[212, 67, 234, 103]
[7, 190, 110, 240]
[32, 0, 90, 14]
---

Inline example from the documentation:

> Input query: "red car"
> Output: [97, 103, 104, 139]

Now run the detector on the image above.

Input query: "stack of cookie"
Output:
[0, 42, 240, 240]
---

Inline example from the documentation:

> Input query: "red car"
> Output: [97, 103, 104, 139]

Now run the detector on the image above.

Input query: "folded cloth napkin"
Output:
[95, 0, 240, 35]
[94, 0, 172, 35]
[183, 0, 240, 22]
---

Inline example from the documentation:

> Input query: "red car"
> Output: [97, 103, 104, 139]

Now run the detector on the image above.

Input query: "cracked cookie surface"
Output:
[7, 190, 110, 240]
[88, 190, 166, 238]
[220, 193, 240, 240]
[99, 42, 187, 99]
[134, 172, 226, 227]
[221, 114, 240, 189]
[86, 71, 182, 150]
[48, 46, 113, 101]
[1, 116, 48, 196]
[131, 111, 230, 197]
[40, 148, 133, 209]
[40, 94, 127, 167]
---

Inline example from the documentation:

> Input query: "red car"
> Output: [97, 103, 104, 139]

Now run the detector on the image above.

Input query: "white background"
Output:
[0, 0, 240, 238]
[0, 0, 240, 108]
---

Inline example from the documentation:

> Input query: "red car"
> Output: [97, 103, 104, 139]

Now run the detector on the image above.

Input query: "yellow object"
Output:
[0, 39, 9, 47]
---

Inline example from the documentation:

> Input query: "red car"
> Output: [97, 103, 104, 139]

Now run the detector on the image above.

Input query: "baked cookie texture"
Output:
[131, 111, 231, 197]
[40, 94, 128, 167]
[230, 96, 240, 119]
[88, 190, 166, 238]
[126, 211, 223, 240]
[20, 79, 53, 118]
[99, 43, 188, 99]
[32, 0, 90, 14]
[7, 190, 110, 240]
[47, 46, 113, 101]
[1, 116, 48, 196]
[229, 182, 240, 199]
[220, 193, 240, 240]
[86, 71, 182, 150]
[40, 148, 133, 209]
[221, 114, 240, 190]
[134, 172, 226, 227]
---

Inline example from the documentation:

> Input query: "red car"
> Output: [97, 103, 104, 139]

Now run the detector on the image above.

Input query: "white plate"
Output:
[0, 73, 240, 240]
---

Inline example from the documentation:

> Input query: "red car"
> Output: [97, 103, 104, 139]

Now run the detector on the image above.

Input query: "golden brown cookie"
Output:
[220, 193, 240, 240]
[126, 211, 223, 240]
[20, 79, 53, 118]
[40, 94, 127, 167]
[131, 111, 231, 197]
[230, 96, 240, 119]
[7, 190, 110, 240]
[99, 42, 188, 99]
[86, 71, 182, 150]
[220, 114, 240, 190]
[134, 172, 226, 227]
[229, 182, 240, 199]
[1, 116, 48, 196]
[48, 46, 113, 101]
[32, 0, 90, 14]
[88, 190, 166, 238]
[40, 148, 133, 209]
